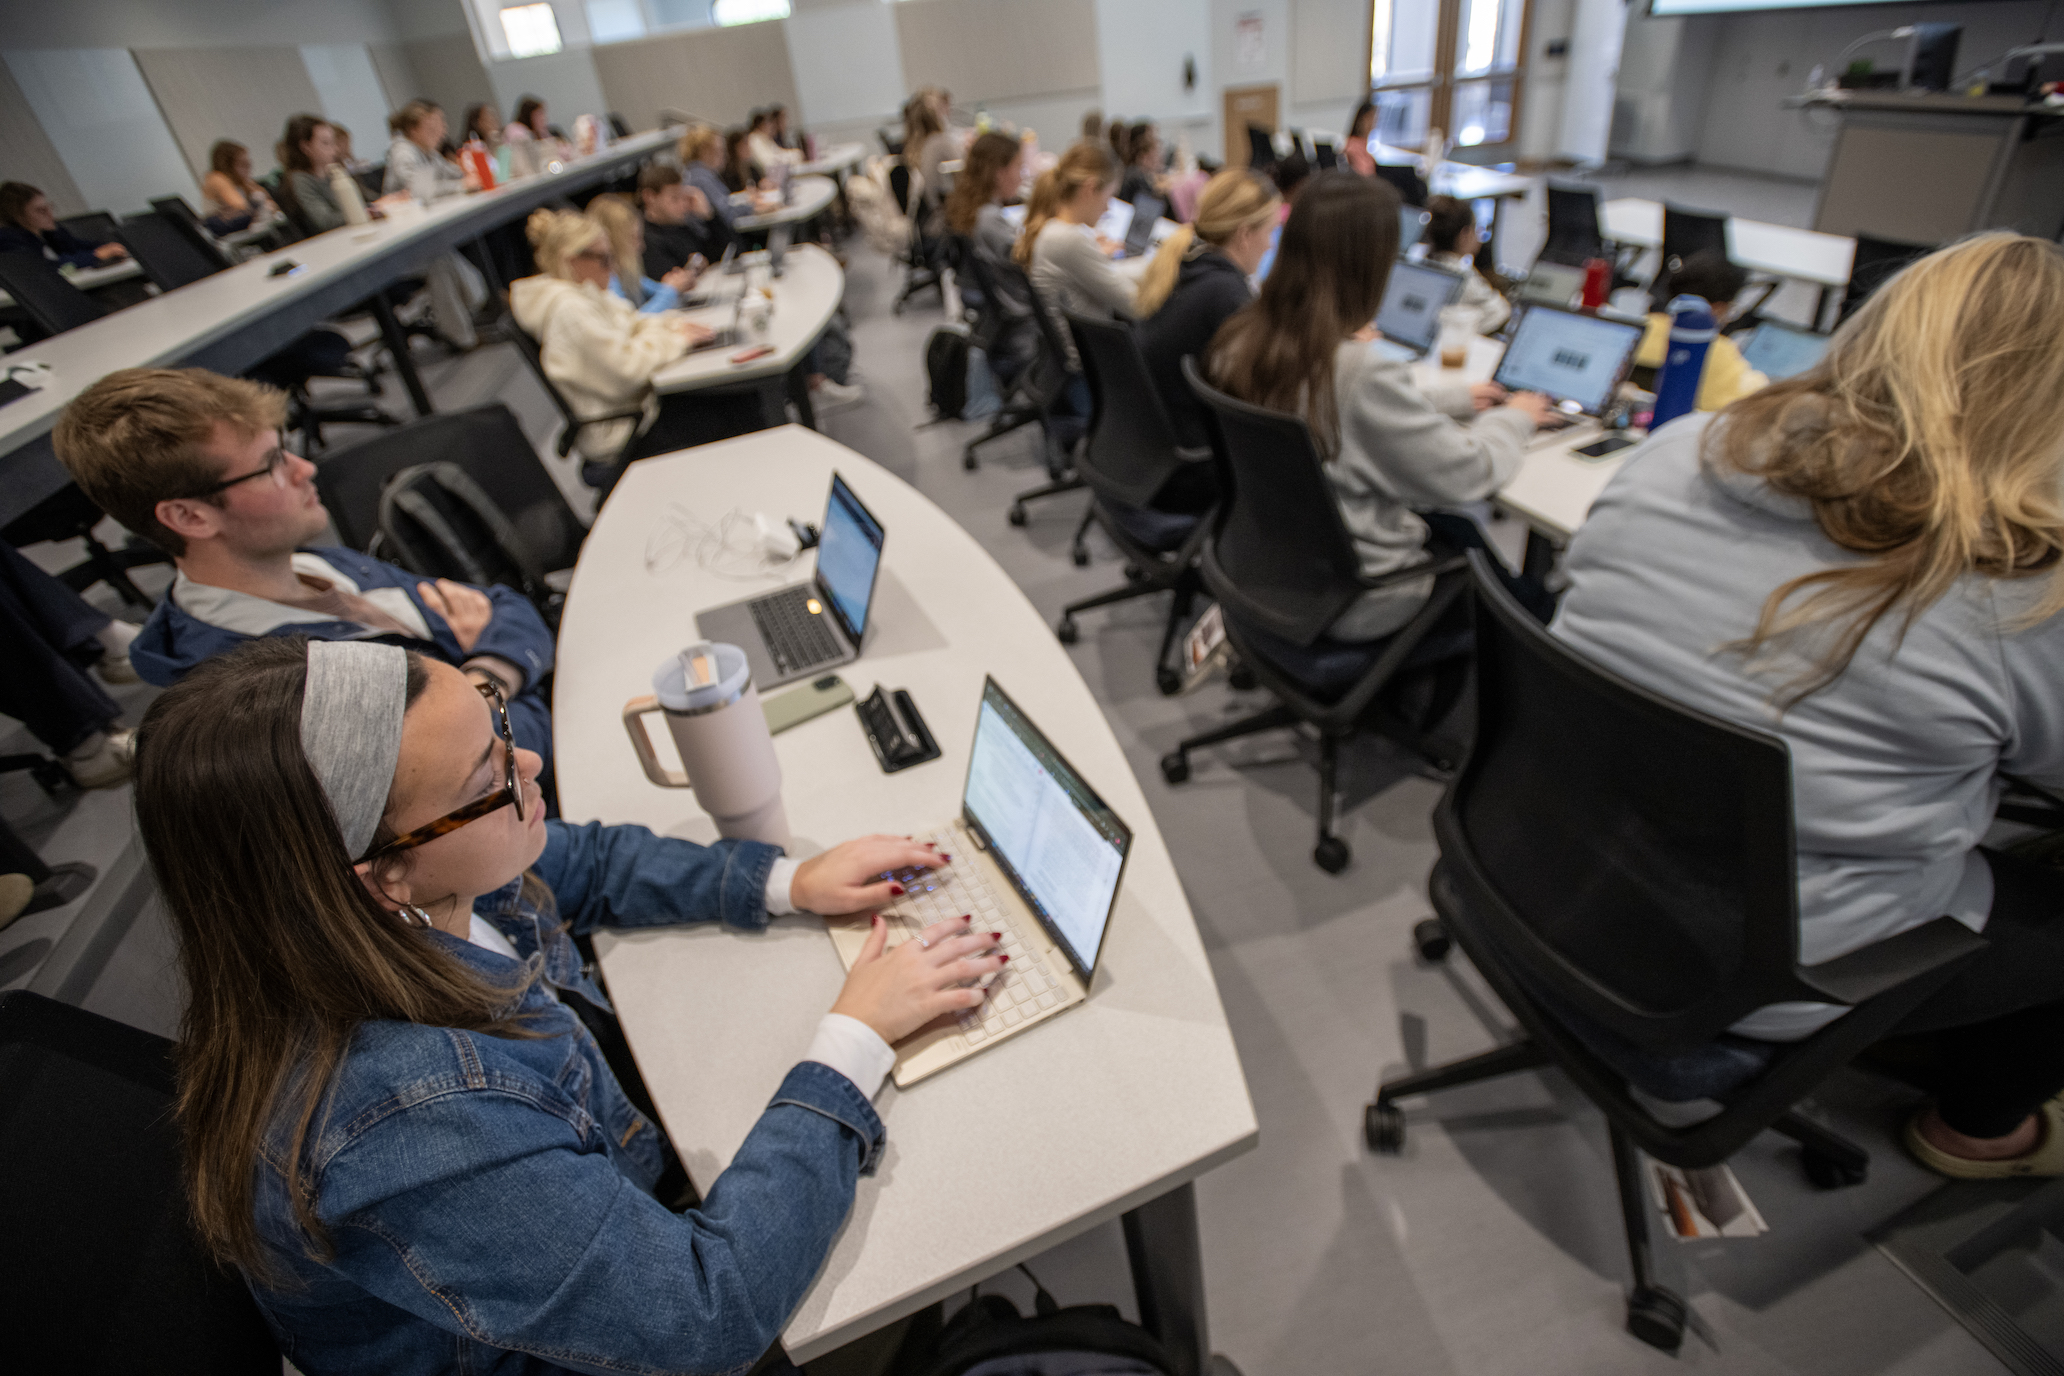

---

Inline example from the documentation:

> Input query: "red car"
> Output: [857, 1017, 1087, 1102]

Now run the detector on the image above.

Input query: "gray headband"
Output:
[300, 641, 408, 860]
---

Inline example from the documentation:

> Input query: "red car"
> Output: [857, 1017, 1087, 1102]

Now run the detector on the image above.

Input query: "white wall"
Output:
[2, 49, 201, 214]
[302, 42, 398, 149]
[4, 0, 402, 51]
[487, 49, 612, 128]
[1558, 0, 1625, 163]
[785, 2, 907, 127]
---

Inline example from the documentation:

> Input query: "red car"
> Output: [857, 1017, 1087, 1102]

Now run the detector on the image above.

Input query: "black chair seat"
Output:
[1517, 967, 1779, 1104]
[1101, 499, 1195, 555]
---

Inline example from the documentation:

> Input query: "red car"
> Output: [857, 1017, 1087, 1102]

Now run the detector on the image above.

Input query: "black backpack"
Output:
[926, 322, 972, 419]
[373, 462, 559, 627]
[910, 1291, 1173, 1376]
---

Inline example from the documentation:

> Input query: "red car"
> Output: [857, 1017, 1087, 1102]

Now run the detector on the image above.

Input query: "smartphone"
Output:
[267, 259, 304, 277]
[762, 674, 854, 735]
[730, 344, 776, 365]
[1573, 434, 1638, 461]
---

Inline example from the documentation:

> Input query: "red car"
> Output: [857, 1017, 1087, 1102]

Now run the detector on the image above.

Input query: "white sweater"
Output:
[508, 275, 691, 461]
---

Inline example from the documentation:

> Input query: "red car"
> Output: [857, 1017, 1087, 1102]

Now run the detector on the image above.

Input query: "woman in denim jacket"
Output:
[134, 636, 1003, 1375]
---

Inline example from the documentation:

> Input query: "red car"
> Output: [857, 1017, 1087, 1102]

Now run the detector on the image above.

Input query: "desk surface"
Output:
[1600, 197, 1855, 288]
[651, 244, 843, 393]
[553, 426, 1258, 1363]
[733, 176, 839, 230]
[798, 142, 866, 177]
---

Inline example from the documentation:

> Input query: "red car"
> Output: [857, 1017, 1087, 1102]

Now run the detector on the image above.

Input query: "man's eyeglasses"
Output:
[356, 681, 524, 864]
[186, 432, 294, 499]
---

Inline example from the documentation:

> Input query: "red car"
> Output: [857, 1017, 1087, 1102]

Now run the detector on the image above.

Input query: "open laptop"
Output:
[1493, 303, 1646, 417]
[1516, 259, 1587, 309]
[1398, 205, 1432, 253]
[695, 472, 885, 688]
[1373, 260, 1466, 359]
[1122, 193, 1166, 256]
[1736, 319, 1830, 379]
[826, 676, 1133, 1087]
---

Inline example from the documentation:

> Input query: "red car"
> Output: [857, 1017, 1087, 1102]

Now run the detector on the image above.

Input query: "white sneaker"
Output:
[96, 652, 141, 685]
[812, 378, 865, 412]
[64, 728, 135, 790]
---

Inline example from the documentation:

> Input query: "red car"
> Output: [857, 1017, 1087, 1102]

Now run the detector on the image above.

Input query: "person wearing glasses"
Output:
[135, 634, 996, 1372]
[52, 367, 561, 790]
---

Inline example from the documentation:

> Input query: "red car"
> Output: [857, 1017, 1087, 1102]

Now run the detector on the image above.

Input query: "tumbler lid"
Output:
[653, 641, 752, 715]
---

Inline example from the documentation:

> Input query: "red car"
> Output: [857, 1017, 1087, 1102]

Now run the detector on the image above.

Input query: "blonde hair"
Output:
[1012, 142, 1117, 267]
[902, 96, 943, 170]
[1713, 231, 2064, 700]
[677, 124, 722, 166]
[585, 193, 645, 302]
[526, 207, 606, 280]
[1135, 169, 1279, 317]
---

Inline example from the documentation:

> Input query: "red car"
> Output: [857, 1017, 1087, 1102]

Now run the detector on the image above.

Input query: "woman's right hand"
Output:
[676, 321, 716, 347]
[830, 915, 1005, 1045]
[94, 242, 129, 262]
[1503, 391, 1558, 426]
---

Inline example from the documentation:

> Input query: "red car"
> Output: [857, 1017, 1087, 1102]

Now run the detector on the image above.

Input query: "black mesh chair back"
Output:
[1312, 139, 1338, 170]
[315, 403, 586, 574]
[1245, 124, 1277, 172]
[0, 251, 113, 336]
[1372, 162, 1428, 208]
[1, 991, 279, 1373]
[1660, 203, 1728, 274]
[117, 211, 226, 291]
[609, 113, 632, 138]
[887, 162, 918, 218]
[1541, 183, 1604, 265]
[1180, 356, 1365, 646]
[59, 210, 120, 243]
[149, 196, 234, 267]
[354, 166, 386, 202]
[1067, 313, 1201, 508]
[504, 319, 643, 460]
[1836, 233, 1933, 325]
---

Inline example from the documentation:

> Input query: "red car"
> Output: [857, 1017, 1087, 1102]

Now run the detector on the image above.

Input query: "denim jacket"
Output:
[248, 819, 887, 1376]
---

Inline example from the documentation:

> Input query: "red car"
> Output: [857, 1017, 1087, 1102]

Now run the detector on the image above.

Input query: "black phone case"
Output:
[857, 687, 941, 773]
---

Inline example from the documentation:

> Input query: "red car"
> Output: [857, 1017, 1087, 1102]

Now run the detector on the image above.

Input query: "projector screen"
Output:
[1647, 0, 1943, 15]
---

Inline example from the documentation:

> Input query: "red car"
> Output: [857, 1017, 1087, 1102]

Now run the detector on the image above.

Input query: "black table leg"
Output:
[1122, 1182, 1210, 1376]
[368, 294, 434, 417]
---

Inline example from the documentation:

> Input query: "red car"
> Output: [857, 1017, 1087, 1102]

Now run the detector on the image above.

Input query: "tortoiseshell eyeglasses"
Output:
[355, 680, 523, 864]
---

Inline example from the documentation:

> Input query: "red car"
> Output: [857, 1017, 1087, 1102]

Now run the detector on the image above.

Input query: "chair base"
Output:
[1059, 561, 1197, 697]
[1008, 474, 1085, 529]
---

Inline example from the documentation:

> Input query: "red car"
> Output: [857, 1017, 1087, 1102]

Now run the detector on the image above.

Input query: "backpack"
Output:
[911, 1292, 1173, 1376]
[846, 156, 912, 256]
[373, 462, 559, 627]
[926, 322, 972, 419]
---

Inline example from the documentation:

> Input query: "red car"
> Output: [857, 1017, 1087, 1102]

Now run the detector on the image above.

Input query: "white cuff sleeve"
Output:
[764, 856, 803, 915]
[805, 1012, 896, 1098]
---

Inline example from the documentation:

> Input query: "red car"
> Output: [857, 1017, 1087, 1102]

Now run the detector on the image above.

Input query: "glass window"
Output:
[1455, 0, 1526, 77]
[1370, 0, 1438, 86]
[711, 0, 789, 24]
[500, 3, 565, 57]
[584, 0, 647, 43]
[1451, 78, 1514, 147]
[1373, 88, 1431, 147]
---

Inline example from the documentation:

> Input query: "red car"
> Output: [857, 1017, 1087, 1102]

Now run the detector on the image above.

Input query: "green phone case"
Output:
[762, 674, 855, 734]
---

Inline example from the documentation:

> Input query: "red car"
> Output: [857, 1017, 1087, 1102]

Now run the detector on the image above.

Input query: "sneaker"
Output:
[812, 378, 865, 412]
[64, 728, 135, 790]
[96, 652, 140, 685]
[1905, 1099, 2064, 1179]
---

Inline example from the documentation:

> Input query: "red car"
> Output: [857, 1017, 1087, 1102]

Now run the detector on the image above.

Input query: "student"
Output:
[1632, 249, 1767, 411]
[1421, 194, 1511, 334]
[637, 162, 724, 274]
[1208, 173, 1552, 641]
[1117, 121, 1164, 206]
[1342, 98, 1379, 176]
[721, 127, 760, 194]
[505, 94, 571, 170]
[0, 538, 141, 789]
[747, 106, 800, 175]
[463, 102, 503, 149]
[0, 182, 128, 267]
[1549, 233, 2064, 1178]
[678, 125, 744, 235]
[1134, 169, 1280, 459]
[586, 192, 697, 312]
[276, 114, 403, 234]
[768, 102, 801, 151]
[200, 141, 275, 236]
[136, 633, 1000, 1373]
[1014, 141, 1137, 376]
[903, 97, 956, 231]
[383, 100, 489, 350]
[51, 367, 560, 785]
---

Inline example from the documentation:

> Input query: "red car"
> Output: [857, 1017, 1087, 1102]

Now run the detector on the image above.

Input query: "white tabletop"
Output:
[553, 426, 1258, 1363]
[1600, 197, 1855, 289]
[733, 176, 839, 231]
[798, 142, 865, 177]
[651, 244, 843, 394]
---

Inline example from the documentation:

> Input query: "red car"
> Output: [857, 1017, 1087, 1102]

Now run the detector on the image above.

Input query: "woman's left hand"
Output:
[790, 835, 948, 914]
[661, 266, 694, 291]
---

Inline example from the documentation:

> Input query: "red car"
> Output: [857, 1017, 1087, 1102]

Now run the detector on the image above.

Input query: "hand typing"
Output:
[790, 835, 946, 914]
[830, 915, 1005, 1045]
[1470, 381, 1510, 412]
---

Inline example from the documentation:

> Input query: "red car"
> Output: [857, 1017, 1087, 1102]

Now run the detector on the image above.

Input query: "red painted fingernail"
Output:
[1000, 953, 1011, 962]
[890, 884, 905, 895]
[990, 932, 1002, 940]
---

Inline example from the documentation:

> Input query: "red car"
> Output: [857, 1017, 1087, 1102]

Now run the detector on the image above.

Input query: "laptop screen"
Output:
[961, 677, 1131, 980]
[1398, 206, 1431, 252]
[1124, 194, 1165, 255]
[1738, 320, 1829, 380]
[1376, 261, 1465, 353]
[1517, 259, 1586, 307]
[1493, 305, 1645, 415]
[814, 472, 885, 642]
[1095, 198, 1135, 250]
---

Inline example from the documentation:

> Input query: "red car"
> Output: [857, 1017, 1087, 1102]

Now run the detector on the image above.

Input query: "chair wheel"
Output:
[1228, 664, 1257, 692]
[1802, 1148, 1867, 1189]
[1160, 752, 1190, 784]
[1412, 918, 1451, 963]
[1072, 544, 1090, 567]
[1366, 1101, 1405, 1153]
[1314, 835, 1351, 873]
[1123, 562, 1144, 581]
[1626, 1285, 1687, 1354]
[1155, 666, 1181, 696]
[964, 450, 979, 471]
[1008, 503, 1027, 526]
[1056, 617, 1078, 644]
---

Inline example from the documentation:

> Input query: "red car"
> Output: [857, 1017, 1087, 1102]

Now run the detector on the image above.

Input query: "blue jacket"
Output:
[0, 221, 105, 269]
[249, 819, 887, 1376]
[131, 547, 557, 779]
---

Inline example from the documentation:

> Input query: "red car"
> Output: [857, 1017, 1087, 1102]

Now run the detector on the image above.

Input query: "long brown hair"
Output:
[945, 131, 1020, 236]
[1209, 171, 1399, 452]
[902, 95, 943, 172]
[1135, 168, 1278, 316]
[207, 140, 251, 187]
[137, 637, 543, 1282]
[277, 113, 330, 176]
[1712, 231, 2064, 699]
[1012, 141, 1117, 267]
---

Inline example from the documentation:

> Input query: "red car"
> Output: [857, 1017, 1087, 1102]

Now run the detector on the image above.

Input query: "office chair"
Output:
[888, 163, 945, 314]
[961, 254, 1073, 474]
[878, 126, 906, 158]
[1, 991, 281, 1373]
[58, 210, 121, 243]
[1003, 275, 1090, 521]
[0, 250, 113, 339]
[1245, 125, 1278, 173]
[1372, 161, 1428, 208]
[353, 166, 387, 202]
[1312, 139, 1338, 171]
[149, 195, 236, 263]
[1368, 552, 1989, 1353]
[116, 210, 228, 291]
[506, 320, 646, 478]
[1659, 203, 1727, 275]
[1161, 358, 1476, 873]
[1057, 314, 1217, 695]
[1836, 233, 1933, 326]
[2, 476, 171, 613]
[1540, 183, 1606, 266]
[609, 112, 632, 139]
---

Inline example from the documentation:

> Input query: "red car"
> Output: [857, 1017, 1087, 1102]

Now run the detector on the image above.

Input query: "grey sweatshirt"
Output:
[1029, 218, 1137, 369]
[1552, 413, 2064, 1039]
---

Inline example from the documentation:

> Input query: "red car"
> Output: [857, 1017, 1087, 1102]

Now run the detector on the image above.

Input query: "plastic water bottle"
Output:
[1650, 294, 1716, 431]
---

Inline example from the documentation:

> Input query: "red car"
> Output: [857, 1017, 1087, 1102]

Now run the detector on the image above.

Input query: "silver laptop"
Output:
[1374, 260, 1467, 358]
[826, 676, 1132, 1087]
[1517, 259, 1588, 308]
[1492, 303, 1646, 417]
[695, 472, 885, 688]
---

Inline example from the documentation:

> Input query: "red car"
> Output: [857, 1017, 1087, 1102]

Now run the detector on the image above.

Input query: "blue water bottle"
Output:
[1649, 294, 1716, 430]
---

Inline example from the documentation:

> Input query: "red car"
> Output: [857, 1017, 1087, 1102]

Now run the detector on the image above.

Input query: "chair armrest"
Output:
[1793, 915, 1987, 1008]
[1174, 446, 1214, 465]
[1357, 553, 1469, 593]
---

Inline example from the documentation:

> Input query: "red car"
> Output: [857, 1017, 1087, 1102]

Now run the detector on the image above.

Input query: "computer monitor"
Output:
[1375, 261, 1466, 355]
[961, 677, 1132, 980]
[813, 472, 885, 645]
[1737, 320, 1830, 380]
[1492, 304, 1645, 415]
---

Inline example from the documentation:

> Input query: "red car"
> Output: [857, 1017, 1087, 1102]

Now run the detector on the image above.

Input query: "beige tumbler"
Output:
[622, 642, 790, 847]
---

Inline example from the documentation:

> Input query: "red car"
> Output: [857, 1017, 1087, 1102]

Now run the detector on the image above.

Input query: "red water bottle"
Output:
[1581, 257, 1610, 309]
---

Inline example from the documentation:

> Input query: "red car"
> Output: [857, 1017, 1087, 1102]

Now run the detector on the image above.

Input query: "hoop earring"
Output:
[402, 904, 435, 929]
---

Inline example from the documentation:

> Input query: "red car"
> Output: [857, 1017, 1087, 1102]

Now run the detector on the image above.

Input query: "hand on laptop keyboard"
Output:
[829, 914, 1006, 1045]
[791, 835, 948, 915]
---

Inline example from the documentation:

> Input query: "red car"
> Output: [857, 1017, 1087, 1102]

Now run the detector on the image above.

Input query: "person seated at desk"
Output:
[1342, 98, 1380, 177]
[1208, 173, 1553, 641]
[747, 106, 801, 174]
[136, 634, 999, 1376]
[1421, 194, 1511, 335]
[721, 127, 761, 195]
[1270, 153, 1312, 219]
[1550, 232, 2064, 1179]
[1015, 141, 1137, 385]
[944, 130, 1030, 357]
[1116, 121, 1166, 207]
[0, 181, 127, 267]
[0, 538, 143, 790]
[276, 114, 406, 234]
[1632, 249, 1767, 412]
[902, 96, 957, 234]
[505, 94, 572, 172]
[679, 125, 749, 237]
[768, 101, 803, 153]
[587, 192, 699, 313]
[50, 367, 560, 788]
[331, 123, 373, 176]
[383, 100, 489, 351]
[638, 161, 728, 270]
[200, 141, 276, 237]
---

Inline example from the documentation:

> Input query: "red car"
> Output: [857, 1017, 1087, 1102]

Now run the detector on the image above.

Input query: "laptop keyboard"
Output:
[879, 824, 1068, 1044]
[749, 585, 844, 675]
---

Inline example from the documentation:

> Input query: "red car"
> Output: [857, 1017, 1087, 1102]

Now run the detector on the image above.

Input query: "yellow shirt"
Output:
[1637, 314, 1768, 412]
